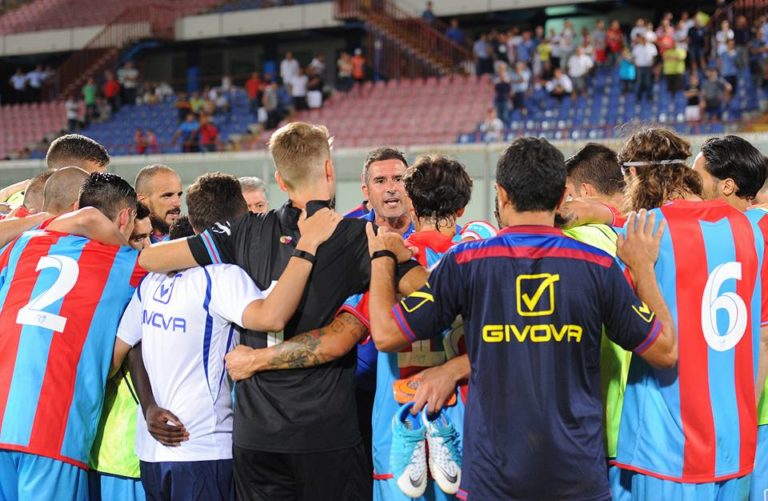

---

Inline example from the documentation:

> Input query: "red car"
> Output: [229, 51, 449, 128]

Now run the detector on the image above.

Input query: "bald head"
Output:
[42, 166, 90, 215]
[135, 164, 178, 196]
[23, 170, 55, 213]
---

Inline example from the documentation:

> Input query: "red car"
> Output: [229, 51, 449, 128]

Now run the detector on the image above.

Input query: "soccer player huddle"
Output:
[0, 123, 766, 501]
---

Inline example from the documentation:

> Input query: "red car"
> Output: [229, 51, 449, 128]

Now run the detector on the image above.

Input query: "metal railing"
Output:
[335, 0, 471, 77]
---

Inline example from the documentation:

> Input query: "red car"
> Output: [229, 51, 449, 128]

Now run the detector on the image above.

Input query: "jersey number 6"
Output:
[701, 261, 747, 352]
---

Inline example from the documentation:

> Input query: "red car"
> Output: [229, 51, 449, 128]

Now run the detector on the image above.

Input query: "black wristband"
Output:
[371, 250, 397, 263]
[292, 248, 316, 264]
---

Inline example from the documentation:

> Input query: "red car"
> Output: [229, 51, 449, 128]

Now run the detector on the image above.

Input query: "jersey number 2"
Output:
[16, 255, 79, 332]
[701, 261, 747, 352]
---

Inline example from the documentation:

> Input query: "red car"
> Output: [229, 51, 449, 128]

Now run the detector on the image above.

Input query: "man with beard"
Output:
[135, 165, 183, 243]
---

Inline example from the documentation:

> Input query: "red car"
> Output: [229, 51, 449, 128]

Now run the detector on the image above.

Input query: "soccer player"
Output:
[690, 135, 768, 501]
[366, 137, 678, 500]
[613, 128, 768, 498]
[134, 164, 183, 243]
[46, 133, 110, 172]
[116, 173, 340, 500]
[564, 142, 627, 226]
[137, 123, 421, 500]
[356, 147, 414, 236]
[41, 167, 90, 216]
[88, 200, 153, 501]
[239, 176, 269, 213]
[15, 170, 54, 216]
[0, 173, 144, 501]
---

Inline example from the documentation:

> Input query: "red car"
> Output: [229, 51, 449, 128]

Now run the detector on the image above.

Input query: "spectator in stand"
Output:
[141, 81, 158, 105]
[644, 22, 657, 44]
[246, 72, 262, 117]
[154, 81, 173, 102]
[306, 67, 324, 109]
[716, 19, 734, 57]
[560, 20, 575, 69]
[493, 62, 512, 124]
[119, 61, 139, 105]
[474, 34, 493, 76]
[579, 32, 595, 62]
[549, 28, 562, 69]
[511, 61, 531, 116]
[309, 54, 326, 78]
[535, 34, 552, 77]
[421, 0, 435, 23]
[702, 67, 732, 122]
[214, 89, 231, 123]
[688, 16, 708, 72]
[190, 91, 205, 114]
[662, 40, 686, 94]
[9, 68, 26, 104]
[721, 39, 740, 93]
[656, 23, 675, 57]
[632, 35, 657, 103]
[82, 77, 98, 123]
[238, 177, 269, 214]
[263, 78, 280, 130]
[103, 70, 120, 114]
[606, 20, 624, 66]
[685, 72, 702, 122]
[630, 18, 648, 44]
[199, 114, 220, 153]
[619, 49, 637, 95]
[517, 30, 536, 67]
[506, 27, 521, 64]
[750, 28, 768, 90]
[172, 112, 200, 153]
[592, 20, 607, 65]
[446, 18, 465, 46]
[145, 128, 159, 154]
[568, 46, 593, 97]
[337, 52, 354, 92]
[291, 67, 309, 111]
[734, 15, 751, 69]
[175, 92, 192, 122]
[479, 107, 505, 142]
[25, 65, 45, 102]
[674, 20, 689, 52]
[545, 67, 573, 100]
[65, 94, 81, 132]
[135, 128, 147, 155]
[280, 52, 300, 88]
[351, 48, 366, 85]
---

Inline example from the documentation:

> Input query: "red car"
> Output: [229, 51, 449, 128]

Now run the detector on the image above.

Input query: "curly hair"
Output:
[619, 128, 702, 212]
[404, 155, 472, 225]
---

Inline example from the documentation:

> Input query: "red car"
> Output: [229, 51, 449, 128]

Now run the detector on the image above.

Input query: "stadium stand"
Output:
[0, 101, 65, 159]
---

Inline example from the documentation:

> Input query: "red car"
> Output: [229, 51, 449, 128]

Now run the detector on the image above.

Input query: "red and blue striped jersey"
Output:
[615, 200, 768, 482]
[0, 229, 144, 469]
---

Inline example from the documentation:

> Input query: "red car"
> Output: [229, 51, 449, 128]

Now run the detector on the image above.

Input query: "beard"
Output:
[150, 213, 175, 234]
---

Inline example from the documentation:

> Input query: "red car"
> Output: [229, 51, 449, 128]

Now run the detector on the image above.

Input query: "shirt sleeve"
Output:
[208, 265, 265, 327]
[601, 260, 663, 354]
[338, 292, 371, 330]
[187, 216, 245, 266]
[392, 252, 464, 343]
[116, 288, 145, 347]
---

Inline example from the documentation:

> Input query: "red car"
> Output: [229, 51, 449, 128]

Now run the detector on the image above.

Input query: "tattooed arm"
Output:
[225, 312, 366, 380]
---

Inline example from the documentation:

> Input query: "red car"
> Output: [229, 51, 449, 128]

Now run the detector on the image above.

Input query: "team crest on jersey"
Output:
[153, 277, 178, 304]
[631, 302, 655, 323]
[516, 273, 559, 317]
[400, 282, 434, 313]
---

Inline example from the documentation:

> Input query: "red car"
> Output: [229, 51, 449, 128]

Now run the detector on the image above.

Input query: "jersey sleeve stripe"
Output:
[201, 231, 222, 264]
[454, 244, 613, 268]
[392, 304, 418, 342]
[201, 268, 214, 395]
[632, 319, 662, 355]
[337, 304, 370, 329]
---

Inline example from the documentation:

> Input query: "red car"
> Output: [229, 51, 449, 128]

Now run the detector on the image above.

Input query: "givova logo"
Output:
[516, 273, 559, 317]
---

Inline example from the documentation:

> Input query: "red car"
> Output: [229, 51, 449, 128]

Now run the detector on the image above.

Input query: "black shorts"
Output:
[233, 443, 371, 501]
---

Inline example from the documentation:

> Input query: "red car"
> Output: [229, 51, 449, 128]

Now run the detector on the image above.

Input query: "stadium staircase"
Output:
[334, 0, 471, 79]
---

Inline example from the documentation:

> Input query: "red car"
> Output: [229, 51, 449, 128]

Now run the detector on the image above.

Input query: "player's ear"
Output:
[324, 159, 336, 184]
[137, 193, 147, 204]
[274, 171, 289, 193]
[721, 178, 737, 197]
[556, 186, 569, 212]
[457, 207, 465, 218]
[116, 207, 131, 230]
[581, 183, 595, 198]
[496, 183, 510, 207]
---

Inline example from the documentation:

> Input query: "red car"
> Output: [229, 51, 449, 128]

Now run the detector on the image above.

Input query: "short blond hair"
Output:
[268, 122, 331, 189]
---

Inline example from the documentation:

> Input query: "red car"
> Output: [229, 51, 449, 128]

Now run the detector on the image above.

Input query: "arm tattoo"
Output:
[265, 313, 364, 370]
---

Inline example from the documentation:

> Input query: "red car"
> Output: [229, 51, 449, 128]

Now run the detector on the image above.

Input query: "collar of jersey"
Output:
[280, 199, 333, 230]
[498, 224, 564, 236]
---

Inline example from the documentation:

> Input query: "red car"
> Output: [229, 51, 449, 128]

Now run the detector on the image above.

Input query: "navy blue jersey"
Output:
[393, 226, 660, 500]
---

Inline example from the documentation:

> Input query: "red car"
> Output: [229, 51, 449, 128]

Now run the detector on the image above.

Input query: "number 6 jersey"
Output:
[615, 200, 768, 482]
[0, 228, 144, 469]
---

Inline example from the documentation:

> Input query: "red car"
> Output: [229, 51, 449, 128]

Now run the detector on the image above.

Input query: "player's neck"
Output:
[414, 216, 457, 237]
[501, 210, 555, 229]
[376, 214, 411, 235]
[289, 188, 333, 210]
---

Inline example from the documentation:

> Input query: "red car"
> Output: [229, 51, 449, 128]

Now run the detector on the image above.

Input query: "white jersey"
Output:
[117, 264, 263, 463]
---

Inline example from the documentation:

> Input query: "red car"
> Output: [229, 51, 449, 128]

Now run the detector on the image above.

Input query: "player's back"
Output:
[434, 225, 657, 500]
[616, 200, 766, 482]
[0, 228, 141, 468]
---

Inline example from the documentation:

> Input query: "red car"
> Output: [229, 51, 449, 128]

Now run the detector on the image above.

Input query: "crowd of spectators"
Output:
[480, 10, 768, 126]
[5, 65, 56, 104]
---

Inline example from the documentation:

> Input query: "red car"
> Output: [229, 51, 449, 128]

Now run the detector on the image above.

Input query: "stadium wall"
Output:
[0, 133, 763, 223]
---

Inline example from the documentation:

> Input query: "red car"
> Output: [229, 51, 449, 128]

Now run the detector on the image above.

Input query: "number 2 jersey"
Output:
[0, 228, 143, 469]
[615, 200, 768, 482]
